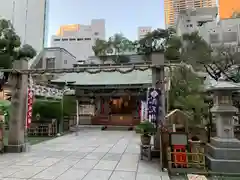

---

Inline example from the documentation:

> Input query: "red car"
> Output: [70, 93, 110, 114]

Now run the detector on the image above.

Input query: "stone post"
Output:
[205, 80, 240, 173]
[7, 59, 28, 152]
[151, 53, 165, 150]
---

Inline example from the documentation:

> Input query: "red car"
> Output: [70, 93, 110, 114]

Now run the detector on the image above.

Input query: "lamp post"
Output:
[205, 80, 240, 173]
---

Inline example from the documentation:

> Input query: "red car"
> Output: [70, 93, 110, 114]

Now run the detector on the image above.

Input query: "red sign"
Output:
[26, 88, 33, 128]
[140, 29, 150, 33]
[173, 145, 187, 168]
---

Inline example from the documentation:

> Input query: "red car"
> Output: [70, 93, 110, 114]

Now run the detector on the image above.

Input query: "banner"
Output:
[147, 88, 161, 125]
[26, 88, 33, 128]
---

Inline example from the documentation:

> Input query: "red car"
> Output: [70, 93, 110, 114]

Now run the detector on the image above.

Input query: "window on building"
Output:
[209, 33, 220, 44]
[54, 39, 60, 41]
[85, 38, 91, 40]
[62, 38, 68, 41]
[64, 60, 67, 64]
[223, 32, 237, 43]
[189, 24, 193, 27]
[77, 38, 83, 41]
[46, 58, 55, 69]
[69, 38, 76, 41]
[94, 32, 99, 36]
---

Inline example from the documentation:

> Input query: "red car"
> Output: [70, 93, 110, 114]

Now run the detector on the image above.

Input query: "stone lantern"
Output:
[205, 80, 240, 173]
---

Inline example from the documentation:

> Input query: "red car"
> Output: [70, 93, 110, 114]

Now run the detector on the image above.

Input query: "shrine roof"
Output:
[51, 68, 152, 86]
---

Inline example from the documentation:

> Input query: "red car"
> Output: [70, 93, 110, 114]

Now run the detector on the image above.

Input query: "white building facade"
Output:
[199, 18, 240, 48]
[51, 19, 106, 61]
[0, 0, 49, 53]
[176, 7, 218, 36]
[176, 7, 240, 48]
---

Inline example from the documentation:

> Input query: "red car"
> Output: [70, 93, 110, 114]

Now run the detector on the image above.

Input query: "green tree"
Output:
[169, 66, 207, 124]
[137, 28, 182, 61]
[92, 39, 108, 57]
[181, 31, 240, 82]
[93, 33, 133, 63]
[181, 32, 212, 70]
[0, 18, 36, 89]
[0, 19, 36, 69]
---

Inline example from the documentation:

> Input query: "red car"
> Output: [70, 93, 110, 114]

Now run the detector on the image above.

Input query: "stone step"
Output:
[70, 125, 134, 131]
[104, 125, 134, 131]
[206, 143, 240, 160]
[210, 137, 240, 148]
[206, 154, 240, 173]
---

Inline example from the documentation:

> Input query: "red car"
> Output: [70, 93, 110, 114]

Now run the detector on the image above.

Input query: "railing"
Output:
[167, 146, 206, 173]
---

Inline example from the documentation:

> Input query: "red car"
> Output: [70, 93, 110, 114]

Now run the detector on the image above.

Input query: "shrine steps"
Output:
[73, 125, 134, 131]
[103, 125, 134, 131]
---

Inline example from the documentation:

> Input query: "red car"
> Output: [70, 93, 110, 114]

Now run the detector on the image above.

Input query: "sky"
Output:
[47, 0, 165, 42]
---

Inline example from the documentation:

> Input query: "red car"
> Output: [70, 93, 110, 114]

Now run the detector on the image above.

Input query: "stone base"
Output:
[206, 137, 240, 173]
[206, 154, 240, 173]
[206, 143, 240, 160]
[5, 143, 28, 153]
[210, 137, 240, 148]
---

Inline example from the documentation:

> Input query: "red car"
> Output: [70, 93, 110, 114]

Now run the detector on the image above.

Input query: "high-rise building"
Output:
[51, 19, 106, 61]
[0, 0, 49, 53]
[219, 0, 240, 19]
[164, 0, 217, 27]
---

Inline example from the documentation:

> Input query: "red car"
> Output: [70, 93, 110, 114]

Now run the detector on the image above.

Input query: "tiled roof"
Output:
[51, 68, 152, 85]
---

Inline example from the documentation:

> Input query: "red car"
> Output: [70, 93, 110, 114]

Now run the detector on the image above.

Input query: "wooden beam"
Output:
[74, 84, 150, 90]
[76, 92, 142, 97]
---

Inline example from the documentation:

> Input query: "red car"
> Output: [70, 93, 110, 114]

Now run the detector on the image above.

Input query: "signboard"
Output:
[147, 88, 161, 124]
[26, 88, 34, 128]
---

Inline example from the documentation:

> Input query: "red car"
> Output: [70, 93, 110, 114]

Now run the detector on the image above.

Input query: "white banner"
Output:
[140, 101, 148, 121]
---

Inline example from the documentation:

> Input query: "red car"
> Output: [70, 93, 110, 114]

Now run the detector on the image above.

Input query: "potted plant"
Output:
[136, 121, 156, 145]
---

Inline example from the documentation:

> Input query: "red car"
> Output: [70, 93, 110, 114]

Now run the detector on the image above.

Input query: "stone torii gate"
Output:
[2, 54, 166, 153]
[5, 60, 64, 152]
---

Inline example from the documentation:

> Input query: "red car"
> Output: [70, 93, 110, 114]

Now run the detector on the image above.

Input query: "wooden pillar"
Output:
[95, 97, 101, 115]
[7, 59, 28, 152]
[103, 96, 110, 115]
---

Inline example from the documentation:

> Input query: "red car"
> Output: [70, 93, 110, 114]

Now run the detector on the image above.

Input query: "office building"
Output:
[138, 27, 152, 40]
[219, 0, 240, 19]
[164, 0, 217, 27]
[51, 19, 106, 61]
[0, 0, 49, 53]
[176, 7, 240, 49]
[176, 7, 218, 36]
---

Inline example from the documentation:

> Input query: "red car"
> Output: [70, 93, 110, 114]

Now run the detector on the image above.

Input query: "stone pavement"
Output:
[0, 130, 170, 180]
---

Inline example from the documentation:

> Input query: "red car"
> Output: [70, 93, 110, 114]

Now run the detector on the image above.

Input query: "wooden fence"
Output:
[27, 121, 57, 136]
[167, 144, 206, 174]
